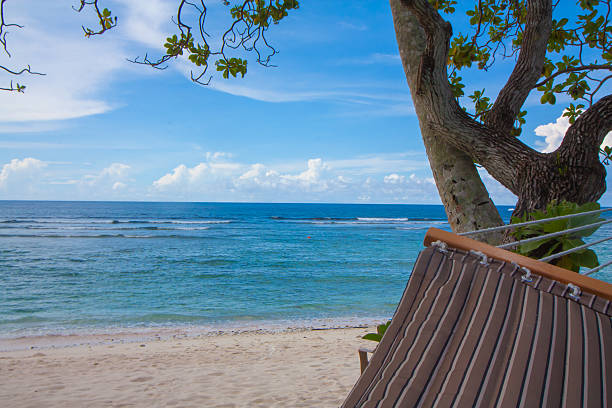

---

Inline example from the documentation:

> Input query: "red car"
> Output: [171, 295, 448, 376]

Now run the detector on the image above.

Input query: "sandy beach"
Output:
[0, 326, 376, 408]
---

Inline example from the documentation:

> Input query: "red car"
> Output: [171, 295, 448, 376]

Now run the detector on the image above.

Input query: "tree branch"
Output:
[534, 64, 612, 88]
[510, 95, 612, 214]
[127, 1, 297, 85]
[399, 0, 452, 96]
[0, 64, 44, 76]
[72, 0, 117, 37]
[395, 0, 542, 195]
[484, 0, 553, 135]
[558, 94, 612, 160]
[589, 75, 612, 104]
[0, 0, 46, 92]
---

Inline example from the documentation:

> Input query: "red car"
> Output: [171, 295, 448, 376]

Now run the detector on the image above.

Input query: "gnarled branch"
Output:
[484, 0, 552, 135]
[559, 94, 612, 159]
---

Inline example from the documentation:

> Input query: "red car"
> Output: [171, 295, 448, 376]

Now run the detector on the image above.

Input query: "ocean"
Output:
[1, 201, 610, 339]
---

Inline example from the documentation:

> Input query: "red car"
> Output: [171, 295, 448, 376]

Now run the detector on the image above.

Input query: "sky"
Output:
[0, 0, 610, 205]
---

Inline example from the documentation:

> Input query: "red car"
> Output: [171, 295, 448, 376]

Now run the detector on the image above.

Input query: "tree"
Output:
[2, 0, 611, 244]
[389, 0, 612, 243]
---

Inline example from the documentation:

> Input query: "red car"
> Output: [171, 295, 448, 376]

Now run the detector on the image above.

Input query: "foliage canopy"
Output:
[431, 0, 611, 134]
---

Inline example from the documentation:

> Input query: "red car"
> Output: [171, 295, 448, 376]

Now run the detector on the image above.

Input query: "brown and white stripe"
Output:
[341, 246, 612, 408]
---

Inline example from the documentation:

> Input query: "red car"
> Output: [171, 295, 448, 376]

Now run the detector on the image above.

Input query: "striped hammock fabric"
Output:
[342, 245, 612, 408]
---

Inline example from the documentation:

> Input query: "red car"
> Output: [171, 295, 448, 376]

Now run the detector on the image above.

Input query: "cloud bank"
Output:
[0, 151, 526, 205]
[150, 154, 442, 203]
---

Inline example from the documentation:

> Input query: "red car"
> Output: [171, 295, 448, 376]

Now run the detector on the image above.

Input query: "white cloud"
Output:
[326, 153, 425, 175]
[535, 112, 612, 153]
[282, 158, 328, 186]
[152, 155, 441, 203]
[0, 159, 136, 199]
[152, 154, 241, 193]
[236, 158, 345, 194]
[207, 77, 415, 113]
[153, 163, 206, 189]
[0, 0, 176, 123]
[206, 151, 233, 161]
[80, 163, 131, 190]
[534, 114, 570, 153]
[99, 163, 130, 179]
[384, 173, 405, 184]
[209, 80, 336, 103]
[0, 158, 47, 190]
[375, 172, 438, 202]
[383, 173, 435, 187]
[603, 133, 612, 149]
[0, 2, 125, 122]
[237, 163, 280, 188]
[112, 182, 127, 190]
[117, 0, 174, 49]
[0, 1, 413, 124]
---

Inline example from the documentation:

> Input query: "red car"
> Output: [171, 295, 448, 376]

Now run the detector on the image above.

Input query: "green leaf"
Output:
[362, 333, 382, 342]
[556, 255, 581, 272]
[377, 321, 390, 336]
[517, 237, 550, 253]
[577, 249, 599, 268]
[511, 200, 601, 272]
[362, 320, 390, 343]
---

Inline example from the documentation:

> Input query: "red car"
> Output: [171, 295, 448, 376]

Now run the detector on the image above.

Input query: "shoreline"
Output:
[0, 326, 376, 407]
[0, 316, 389, 352]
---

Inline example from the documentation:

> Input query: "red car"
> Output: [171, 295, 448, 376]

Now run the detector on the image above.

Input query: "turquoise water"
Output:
[0, 201, 610, 337]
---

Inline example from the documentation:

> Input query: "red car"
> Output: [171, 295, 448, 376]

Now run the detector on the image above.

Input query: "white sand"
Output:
[0, 327, 377, 407]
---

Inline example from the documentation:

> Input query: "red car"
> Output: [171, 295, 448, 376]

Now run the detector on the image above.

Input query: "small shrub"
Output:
[510, 201, 602, 272]
[362, 321, 391, 342]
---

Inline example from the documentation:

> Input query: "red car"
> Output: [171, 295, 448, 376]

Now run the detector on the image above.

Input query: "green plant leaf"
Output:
[577, 249, 599, 268]
[511, 200, 601, 272]
[363, 320, 391, 343]
[517, 237, 552, 253]
[556, 255, 581, 272]
[362, 333, 382, 342]
[377, 321, 390, 336]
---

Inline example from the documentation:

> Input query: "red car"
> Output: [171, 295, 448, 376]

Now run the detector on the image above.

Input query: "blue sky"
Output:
[0, 0, 610, 205]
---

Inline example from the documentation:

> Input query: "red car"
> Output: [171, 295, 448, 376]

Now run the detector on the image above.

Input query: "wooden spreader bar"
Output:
[424, 227, 612, 301]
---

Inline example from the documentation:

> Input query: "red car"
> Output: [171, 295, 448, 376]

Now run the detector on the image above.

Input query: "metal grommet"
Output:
[567, 283, 582, 302]
[469, 250, 489, 266]
[520, 267, 533, 283]
[432, 240, 449, 253]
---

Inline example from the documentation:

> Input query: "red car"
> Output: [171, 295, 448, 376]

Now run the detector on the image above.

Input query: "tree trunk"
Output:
[390, 0, 504, 244]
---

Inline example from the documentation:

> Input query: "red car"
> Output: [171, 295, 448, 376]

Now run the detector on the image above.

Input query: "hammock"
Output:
[341, 225, 612, 408]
